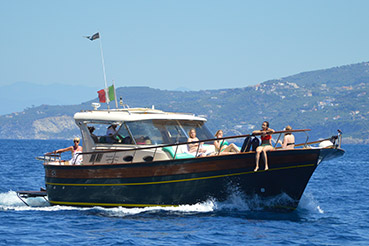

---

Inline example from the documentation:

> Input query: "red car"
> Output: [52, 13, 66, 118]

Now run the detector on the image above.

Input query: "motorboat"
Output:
[18, 105, 345, 210]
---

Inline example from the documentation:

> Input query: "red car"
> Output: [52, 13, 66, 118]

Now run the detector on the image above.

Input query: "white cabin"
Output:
[73, 107, 214, 164]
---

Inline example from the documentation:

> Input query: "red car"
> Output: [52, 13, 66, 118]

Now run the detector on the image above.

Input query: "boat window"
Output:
[163, 120, 188, 143]
[179, 121, 213, 141]
[86, 123, 133, 144]
[125, 119, 212, 145]
[125, 120, 163, 145]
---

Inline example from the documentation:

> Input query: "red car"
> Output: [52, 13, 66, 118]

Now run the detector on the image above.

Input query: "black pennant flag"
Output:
[85, 32, 100, 41]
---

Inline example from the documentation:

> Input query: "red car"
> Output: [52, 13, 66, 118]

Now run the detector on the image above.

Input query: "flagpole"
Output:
[98, 33, 109, 107]
[113, 80, 118, 108]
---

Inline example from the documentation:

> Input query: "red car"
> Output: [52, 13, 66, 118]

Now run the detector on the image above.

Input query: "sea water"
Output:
[0, 140, 368, 245]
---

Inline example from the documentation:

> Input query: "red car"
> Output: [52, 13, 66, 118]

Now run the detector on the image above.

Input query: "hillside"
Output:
[0, 62, 368, 143]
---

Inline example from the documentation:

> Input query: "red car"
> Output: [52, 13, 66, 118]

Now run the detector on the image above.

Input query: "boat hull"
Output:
[44, 148, 342, 210]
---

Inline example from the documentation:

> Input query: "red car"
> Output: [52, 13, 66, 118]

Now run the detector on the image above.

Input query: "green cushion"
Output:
[162, 146, 194, 159]
[175, 153, 195, 159]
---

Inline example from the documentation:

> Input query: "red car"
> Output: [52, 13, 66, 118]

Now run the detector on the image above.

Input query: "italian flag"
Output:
[97, 85, 115, 103]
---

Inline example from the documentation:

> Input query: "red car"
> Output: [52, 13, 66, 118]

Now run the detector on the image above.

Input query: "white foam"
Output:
[0, 191, 70, 211]
[298, 192, 324, 214]
[0, 191, 24, 207]
[0, 189, 320, 215]
[215, 190, 250, 211]
[95, 200, 216, 217]
[0, 190, 217, 214]
[215, 186, 298, 211]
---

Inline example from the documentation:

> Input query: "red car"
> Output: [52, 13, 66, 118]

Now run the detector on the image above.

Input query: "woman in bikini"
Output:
[214, 130, 239, 154]
[252, 121, 274, 171]
[187, 128, 207, 156]
[281, 125, 295, 149]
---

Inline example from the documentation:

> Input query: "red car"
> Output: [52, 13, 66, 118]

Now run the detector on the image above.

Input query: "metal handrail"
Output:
[62, 129, 312, 164]
[43, 129, 328, 165]
[46, 136, 342, 166]
[42, 153, 62, 165]
[76, 129, 312, 156]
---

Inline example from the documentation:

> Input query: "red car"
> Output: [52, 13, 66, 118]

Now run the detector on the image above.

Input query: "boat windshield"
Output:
[86, 119, 212, 145]
[86, 122, 132, 144]
[122, 119, 212, 145]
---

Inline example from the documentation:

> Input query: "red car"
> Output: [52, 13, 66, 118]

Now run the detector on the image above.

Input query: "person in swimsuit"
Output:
[187, 128, 207, 156]
[50, 137, 83, 165]
[214, 130, 239, 154]
[252, 121, 275, 171]
[281, 125, 295, 149]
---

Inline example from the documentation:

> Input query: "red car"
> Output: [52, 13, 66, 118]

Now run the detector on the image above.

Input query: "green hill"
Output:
[1, 62, 368, 143]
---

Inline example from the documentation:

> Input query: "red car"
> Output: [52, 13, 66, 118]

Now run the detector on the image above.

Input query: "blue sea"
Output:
[0, 140, 368, 245]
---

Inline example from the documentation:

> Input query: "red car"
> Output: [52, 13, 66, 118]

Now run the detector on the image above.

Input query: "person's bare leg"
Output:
[223, 144, 237, 153]
[223, 145, 232, 152]
[255, 147, 263, 171]
[262, 150, 268, 170]
[262, 146, 274, 170]
[230, 143, 239, 152]
[219, 151, 235, 155]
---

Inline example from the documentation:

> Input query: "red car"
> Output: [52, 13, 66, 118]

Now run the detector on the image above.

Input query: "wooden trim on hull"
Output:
[45, 163, 315, 187]
[44, 149, 320, 180]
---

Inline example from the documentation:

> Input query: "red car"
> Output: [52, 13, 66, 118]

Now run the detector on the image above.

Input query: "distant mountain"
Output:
[0, 62, 368, 143]
[173, 87, 191, 92]
[283, 63, 369, 87]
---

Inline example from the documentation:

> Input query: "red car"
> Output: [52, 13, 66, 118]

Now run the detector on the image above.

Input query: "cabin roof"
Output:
[74, 107, 207, 122]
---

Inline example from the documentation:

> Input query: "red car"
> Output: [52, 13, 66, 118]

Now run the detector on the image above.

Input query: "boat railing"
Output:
[37, 153, 63, 164]
[42, 128, 342, 165]
[291, 129, 342, 149]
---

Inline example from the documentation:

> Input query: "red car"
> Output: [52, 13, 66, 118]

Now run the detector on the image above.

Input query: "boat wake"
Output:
[0, 191, 50, 211]
[0, 189, 323, 217]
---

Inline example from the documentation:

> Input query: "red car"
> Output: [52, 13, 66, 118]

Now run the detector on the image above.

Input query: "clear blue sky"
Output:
[1, 0, 369, 91]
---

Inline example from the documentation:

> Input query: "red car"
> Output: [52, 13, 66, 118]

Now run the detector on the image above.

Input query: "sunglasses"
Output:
[74, 140, 79, 143]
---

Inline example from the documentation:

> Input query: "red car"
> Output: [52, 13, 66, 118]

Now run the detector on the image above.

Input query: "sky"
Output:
[1, 0, 369, 91]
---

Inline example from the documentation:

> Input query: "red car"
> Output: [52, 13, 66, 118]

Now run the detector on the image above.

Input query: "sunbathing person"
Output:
[187, 128, 207, 156]
[281, 125, 295, 149]
[214, 130, 239, 154]
[252, 121, 275, 171]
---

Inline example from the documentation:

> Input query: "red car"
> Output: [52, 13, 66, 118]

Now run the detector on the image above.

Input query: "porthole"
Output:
[123, 155, 133, 162]
[143, 156, 153, 162]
